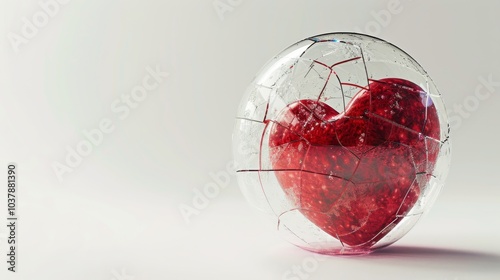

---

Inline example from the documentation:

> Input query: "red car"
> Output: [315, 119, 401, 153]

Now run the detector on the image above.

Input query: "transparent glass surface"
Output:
[233, 33, 451, 255]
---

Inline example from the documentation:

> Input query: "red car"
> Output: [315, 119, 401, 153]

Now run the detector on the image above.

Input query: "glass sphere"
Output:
[232, 33, 451, 255]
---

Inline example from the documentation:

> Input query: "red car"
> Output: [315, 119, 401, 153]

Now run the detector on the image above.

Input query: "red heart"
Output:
[268, 78, 440, 247]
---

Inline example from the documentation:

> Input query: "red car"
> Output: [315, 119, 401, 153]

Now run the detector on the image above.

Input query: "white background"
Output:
[1, 0, 500, 279]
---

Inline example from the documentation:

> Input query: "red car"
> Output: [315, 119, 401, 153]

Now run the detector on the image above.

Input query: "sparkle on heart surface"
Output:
[268, 78, 440, 248]
[234, 33, 450, 254]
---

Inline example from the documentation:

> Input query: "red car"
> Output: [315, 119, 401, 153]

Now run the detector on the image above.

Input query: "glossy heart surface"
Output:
[268, 78, 440, 247]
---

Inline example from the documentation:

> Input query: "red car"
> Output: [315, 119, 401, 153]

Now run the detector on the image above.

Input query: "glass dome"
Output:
[233, 33, 451, 255]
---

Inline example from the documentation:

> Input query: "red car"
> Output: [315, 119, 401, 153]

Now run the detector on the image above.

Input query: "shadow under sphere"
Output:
[364, 246, 500, 273]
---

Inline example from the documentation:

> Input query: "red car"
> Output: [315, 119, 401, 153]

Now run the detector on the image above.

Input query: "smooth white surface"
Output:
[1, 0, 500, 279]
